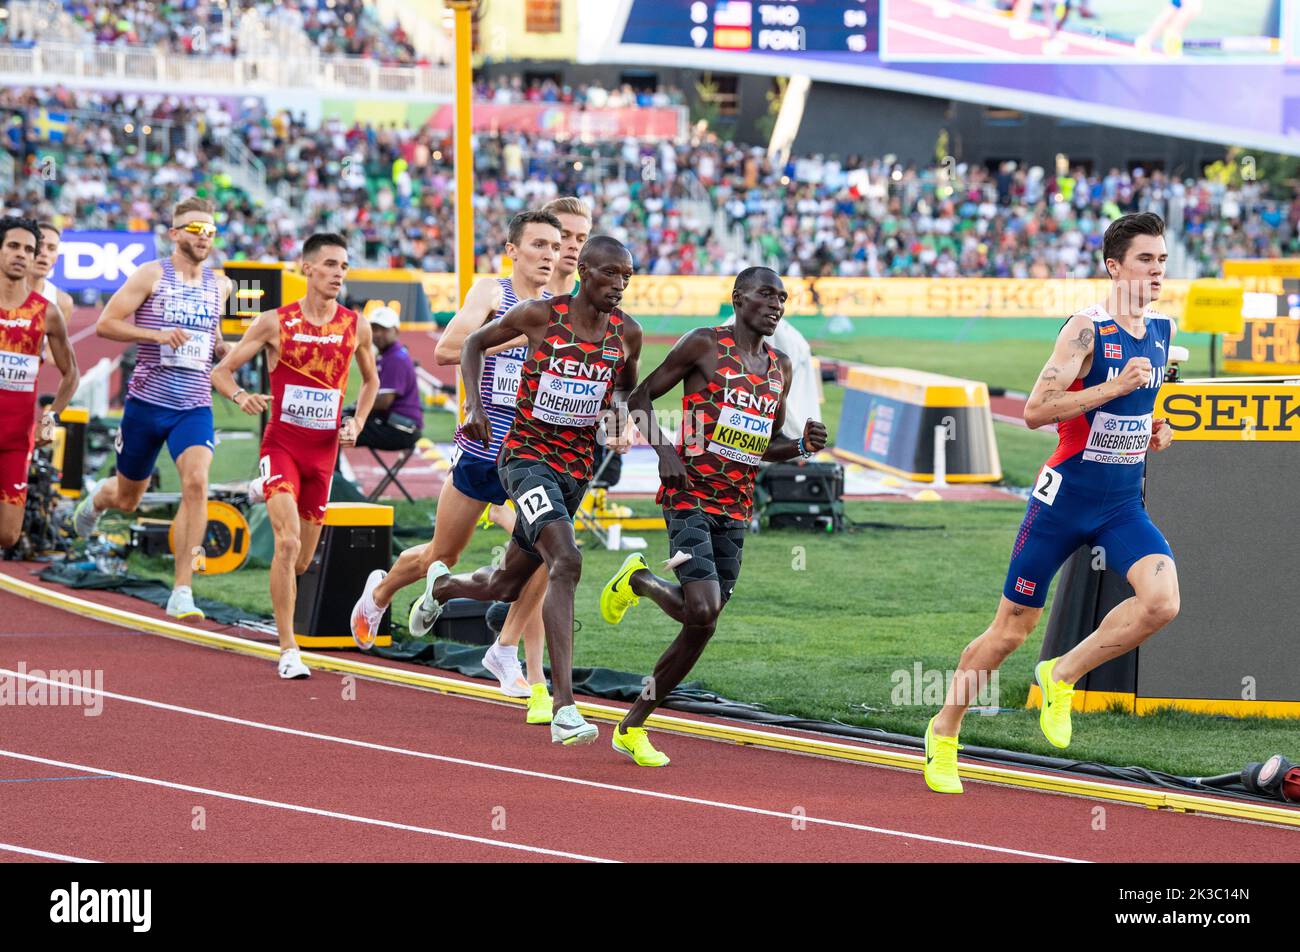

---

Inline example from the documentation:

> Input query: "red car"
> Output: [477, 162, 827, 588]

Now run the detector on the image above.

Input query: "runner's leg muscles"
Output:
[373, 475, 482, 609]
[621, 580, 722, 729]
[933, 597, 1042, 737]
[171, 444, 213, 589]
[531, 519, 584, 710]
[266, 493, 304, 652]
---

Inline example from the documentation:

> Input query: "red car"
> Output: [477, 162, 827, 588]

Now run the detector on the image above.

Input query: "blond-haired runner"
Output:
[350, 210, 562, 724]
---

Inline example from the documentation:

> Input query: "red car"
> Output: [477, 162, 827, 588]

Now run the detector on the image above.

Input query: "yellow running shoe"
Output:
[526, 682, 552, 725]
[1035, 657, 1075, 749]
[923, 716, 963, 794]
[612, 725, 670, 767]
[600, 553, 647, 625]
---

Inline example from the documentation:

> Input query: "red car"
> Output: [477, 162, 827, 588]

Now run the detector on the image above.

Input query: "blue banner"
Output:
[53, 231, 158, 293]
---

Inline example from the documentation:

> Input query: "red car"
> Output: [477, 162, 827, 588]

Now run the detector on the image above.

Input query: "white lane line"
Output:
[0, 841, 99, 863]
[0, 749, 615, 864]
[1, 668, 1088, 863]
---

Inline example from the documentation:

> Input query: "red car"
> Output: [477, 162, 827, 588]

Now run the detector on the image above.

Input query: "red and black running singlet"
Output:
[658, 327, 784, 522]
[501, 295, 627, 482]
[0, 291, 48, 450]
[263, 300, 359, 448]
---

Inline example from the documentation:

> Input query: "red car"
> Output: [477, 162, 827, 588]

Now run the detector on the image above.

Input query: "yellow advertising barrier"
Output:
[414, 275, 1222, 319]
[1179, 280, 1245, 335]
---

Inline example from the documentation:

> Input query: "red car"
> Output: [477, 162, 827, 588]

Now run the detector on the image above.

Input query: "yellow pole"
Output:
[449, 0, 476, 308]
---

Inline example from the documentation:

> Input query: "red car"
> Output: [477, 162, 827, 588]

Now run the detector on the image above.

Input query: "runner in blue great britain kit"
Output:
[922, 212, 1181, 794]
[74, 196, 231, 622]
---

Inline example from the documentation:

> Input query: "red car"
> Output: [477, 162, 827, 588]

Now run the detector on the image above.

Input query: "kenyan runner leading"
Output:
[597, 267, 826, 766]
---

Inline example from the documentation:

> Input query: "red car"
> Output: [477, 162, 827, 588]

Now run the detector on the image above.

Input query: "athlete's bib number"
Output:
[707, 404, 774, 466]
[1083, 411, 1151, 465]
[0, 352, 39, 393]
[491, 355, 524, 407]
[280, 385, 341, 430]
[532, 371, 608, 427]
[160, 330, 212, 371]
[1032, 464, 1062, 506]
[517, 485, 555, 524]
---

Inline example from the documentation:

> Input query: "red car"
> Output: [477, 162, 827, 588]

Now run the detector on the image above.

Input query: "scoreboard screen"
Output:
[621, 0, 880, 56]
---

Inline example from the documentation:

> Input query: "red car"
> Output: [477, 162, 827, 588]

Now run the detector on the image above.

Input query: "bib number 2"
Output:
[1032, 464, 1062, 506]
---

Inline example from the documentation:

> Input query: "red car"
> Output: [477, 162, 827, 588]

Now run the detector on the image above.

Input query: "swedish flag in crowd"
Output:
[32, 109, 68, 143]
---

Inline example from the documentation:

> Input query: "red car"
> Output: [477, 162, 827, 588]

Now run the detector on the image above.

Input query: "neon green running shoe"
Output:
[526, 682, 552, 725]
[923, 716, 963, 794]
[1035, 657, 1076, 749]
[599, 553, 647, 625]
[612, 726, 670, 767]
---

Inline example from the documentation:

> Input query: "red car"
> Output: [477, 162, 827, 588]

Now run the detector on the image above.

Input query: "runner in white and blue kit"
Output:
[74, 197, 232, 621]
[923, 213, 1182, 795]
[352, 210, 562, 721]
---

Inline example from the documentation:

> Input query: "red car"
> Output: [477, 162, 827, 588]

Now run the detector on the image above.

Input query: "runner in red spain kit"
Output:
[0, 217, 79, 547]
[409, 236, 643, 746]
[598, 267, 827, 766]
[212, 233, 378, 680]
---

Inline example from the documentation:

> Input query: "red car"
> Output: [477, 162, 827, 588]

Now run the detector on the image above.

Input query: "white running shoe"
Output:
[482, 642, 530, 697]
[72, 493, 102, 539]
[247, 475, 267, 506]
[550, 704, 598, 746]
[407, 560, 450, 638]
[278, 648, 310, 680]
[166, 586, 205, 621]
[350, 569, 387, 649]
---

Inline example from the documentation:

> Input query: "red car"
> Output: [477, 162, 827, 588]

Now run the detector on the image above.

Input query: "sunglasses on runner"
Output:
[174, 221, 217, 238]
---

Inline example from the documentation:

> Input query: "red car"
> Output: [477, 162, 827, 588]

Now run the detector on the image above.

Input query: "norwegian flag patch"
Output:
[1103, 342, 1123, 360]
[1014, 577, 1037, 597]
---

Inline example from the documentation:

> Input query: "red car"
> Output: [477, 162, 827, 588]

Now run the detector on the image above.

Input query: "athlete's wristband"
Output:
[230, 388, 246, 403]
[795, 437, 807, 458]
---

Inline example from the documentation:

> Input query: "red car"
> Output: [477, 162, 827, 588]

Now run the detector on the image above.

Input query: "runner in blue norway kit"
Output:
[922, 213, 1182, 795]
[1006, 301, 1173, 608]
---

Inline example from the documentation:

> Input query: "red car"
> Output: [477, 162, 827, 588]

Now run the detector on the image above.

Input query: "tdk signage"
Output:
[53, 231, 158, 292]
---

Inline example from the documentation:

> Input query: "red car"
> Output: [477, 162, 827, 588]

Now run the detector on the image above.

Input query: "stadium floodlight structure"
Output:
[447, 0, 478, 306]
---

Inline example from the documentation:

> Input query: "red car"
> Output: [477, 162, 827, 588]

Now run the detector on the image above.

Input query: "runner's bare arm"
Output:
[1024, 313, 1142, 429]
[606, 317, 643, 450]
[38, 302, 80, 444]
[762, 353, 827, 461]
[95, 263, 182, 346]
[628, 327, 714, 488]
[213, 275, 233, 361]
[458, 298, 550, 447]
[345, 318, 380, 444]
[212, 308, 277, 415]
[435, 277, 502, 365]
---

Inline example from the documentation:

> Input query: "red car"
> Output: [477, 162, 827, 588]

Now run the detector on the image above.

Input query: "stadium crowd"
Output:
[2, 84, 1297, 281]
[0, 0, 423, 63]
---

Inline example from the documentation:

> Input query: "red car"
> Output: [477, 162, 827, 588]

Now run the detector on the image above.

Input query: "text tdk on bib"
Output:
[281, 385, 341, 430]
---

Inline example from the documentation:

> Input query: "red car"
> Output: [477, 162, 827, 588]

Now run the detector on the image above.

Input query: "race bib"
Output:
[707, 404, 774, 466]
[1032, 464, 1063, 506]
[490, 355, 524, 407]
[0, 352, 39, 393]
[531, 371, 608, 427]
[1083, 412, 1151, 465]
[280, 385, 341, 430]
[160, 329, 212, 371]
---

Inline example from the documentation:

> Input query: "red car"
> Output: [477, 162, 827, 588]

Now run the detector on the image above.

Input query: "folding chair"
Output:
[367, 444, 418, 503]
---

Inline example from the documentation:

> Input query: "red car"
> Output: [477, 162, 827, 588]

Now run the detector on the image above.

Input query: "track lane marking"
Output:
[1, 667, 1089, 863]
[0, 749, 617, 864]
[0, 841, 100, 863]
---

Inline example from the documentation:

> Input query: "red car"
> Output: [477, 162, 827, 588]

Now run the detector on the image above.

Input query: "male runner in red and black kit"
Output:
[410, 236, 643, 745]
[598, 267, 827, 766]
[213, 233, 378, 679]
[0, 217, 79, 547]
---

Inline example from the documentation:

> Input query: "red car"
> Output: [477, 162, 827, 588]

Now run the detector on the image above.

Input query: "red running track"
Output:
[2, 583, 1297, 863]
[884, 0, 1141, 58]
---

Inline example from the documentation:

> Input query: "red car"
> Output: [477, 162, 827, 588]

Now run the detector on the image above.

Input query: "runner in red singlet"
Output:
[212, 232, 378, 680]
[598, 267, 826, 766]
[0, 216, 79, 547]
[410, 236, 643, 746]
